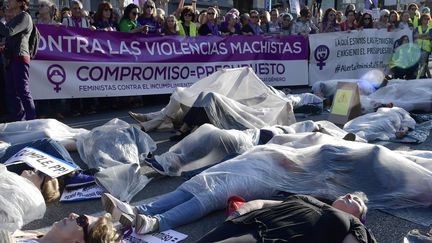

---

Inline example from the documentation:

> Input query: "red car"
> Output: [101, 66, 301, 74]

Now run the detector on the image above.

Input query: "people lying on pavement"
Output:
[101, 133, 432, 235]
[146, 121, 364, 176]
[198, 193, 377, 243]
[7, 213, 119, 243]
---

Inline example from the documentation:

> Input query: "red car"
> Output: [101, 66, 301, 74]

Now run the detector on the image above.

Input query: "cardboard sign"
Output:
[289, 0, 300, 15]
[60, 184, 105, 202]
[123, 229, 188, 243]
[4, 147, 78, 178]
[328, 82, 361, 125]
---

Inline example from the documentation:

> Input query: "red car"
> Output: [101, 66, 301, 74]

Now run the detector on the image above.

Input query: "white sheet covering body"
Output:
[155, 121, 366, 176]
[76, 119, 156, 169]
[344, 107, 416, 141]
[178, 133, 432, 215]
[140, 68, 296, 131]
[0, 119, 88, 148]
[0, 165, 46, 231]
[360, 79, 432, 113]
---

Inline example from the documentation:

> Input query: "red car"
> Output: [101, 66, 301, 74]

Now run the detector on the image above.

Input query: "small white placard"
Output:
[60, 184, 105, 202]
[4, 147, 78, 178]
[123, 229, 188, 243]
[289, 0, 300, 15]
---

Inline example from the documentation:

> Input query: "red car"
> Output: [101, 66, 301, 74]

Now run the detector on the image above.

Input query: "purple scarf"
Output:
[207, 21, 219, 35]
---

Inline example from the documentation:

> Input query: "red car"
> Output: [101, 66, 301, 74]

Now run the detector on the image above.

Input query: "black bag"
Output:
[28, 23, 40, 59]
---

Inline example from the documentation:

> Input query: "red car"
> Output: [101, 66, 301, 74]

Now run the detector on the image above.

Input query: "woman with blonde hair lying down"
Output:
[7, 213, 119, 243]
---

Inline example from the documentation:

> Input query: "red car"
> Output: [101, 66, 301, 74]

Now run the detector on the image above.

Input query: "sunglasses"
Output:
[76, 215, 89, 241]
[184, 13, 193, 17]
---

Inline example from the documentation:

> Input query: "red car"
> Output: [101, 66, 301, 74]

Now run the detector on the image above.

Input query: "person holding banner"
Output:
[177, 6, 197, 36]
[62, 0, 90, 28]
[319, 8, 340, 33]
[0, 0, 36, 121]
[198, 7, 220, 36]
[292, 7, 318, 36]
[119, 4, 146, 33]
[241, 10, 262, 36]
[221, 13, 241, 36]
[137, 0, 160, 35]
[398, 10, 413, 31]
[36, 0, 59, 25]
[92, 1, 118, 31]
[340, 9, 357, 31]
[414, 13, 432, 78]
[163, 15, 179, 35]
[280, 13, 293, 35]
[358, 12, 373, 29]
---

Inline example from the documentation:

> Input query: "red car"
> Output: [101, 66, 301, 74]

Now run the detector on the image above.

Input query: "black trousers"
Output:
[197, 221, 260, 243]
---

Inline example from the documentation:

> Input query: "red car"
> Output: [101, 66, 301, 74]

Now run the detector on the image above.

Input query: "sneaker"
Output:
[64, 172, 95, 188]
[134, 214, 159, 235]
[129, 111, 148, 123]
[144, 158, 166, 175]
[101, 193, 135, 221]
[119, 213, 135, 227]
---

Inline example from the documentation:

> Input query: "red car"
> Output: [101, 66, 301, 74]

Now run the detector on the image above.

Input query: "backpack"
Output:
[28, 23, 40, 59]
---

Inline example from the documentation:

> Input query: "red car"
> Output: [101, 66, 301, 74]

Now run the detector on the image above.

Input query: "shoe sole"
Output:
[119, 213, 134, 227]
[128, 111, 147, 123]
[101, 193, 121, 221]
[144, 159, 167, 176]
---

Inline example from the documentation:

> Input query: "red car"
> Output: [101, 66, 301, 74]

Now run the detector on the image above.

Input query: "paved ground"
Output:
[18, 93, 432, 242]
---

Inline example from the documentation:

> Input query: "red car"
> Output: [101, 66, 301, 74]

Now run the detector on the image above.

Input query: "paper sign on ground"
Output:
[60, 184, 105, 202]
[123, 229, 187, 243]
[4, 147, 78, 178]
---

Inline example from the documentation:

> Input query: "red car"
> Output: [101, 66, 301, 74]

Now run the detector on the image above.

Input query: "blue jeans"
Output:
[136, 189, 204, 231]
[0, 138, 76, 167]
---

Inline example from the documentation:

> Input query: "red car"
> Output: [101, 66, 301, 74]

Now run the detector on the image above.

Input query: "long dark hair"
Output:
[93, 1, 113, 24]
[121, 3, 139, 21]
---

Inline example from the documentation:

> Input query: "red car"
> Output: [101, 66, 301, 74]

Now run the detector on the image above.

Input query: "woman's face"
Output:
[422, 16, 431, 25]
[144, 4, 154, 16]
[390, 13, 397, 22]
[183, 11, 193, 23]
[402, 12, 410, 22]
[129, 7, 139, 21]
[270, 11, 278, 22]
[102, 6, 112, 19]
[332, 194, 363, 218]
[38, 1, 50, 15]
[21, 170, 44, 190]
[7, 0, 21, 11]
[207, 8, 216, 21]
[166, 16, 175, 28]
[328, 11, 336, 21]
[363, 14, 372, 25]
[347, 12, 355, 22]
[71, 3, 82, 17]
[50, 213, 97, 242]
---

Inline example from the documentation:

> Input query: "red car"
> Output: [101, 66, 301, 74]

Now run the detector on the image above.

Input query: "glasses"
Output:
[145, 5, 154, 9]
[184, 13, 193, 17]
[76, 215, 89, 241]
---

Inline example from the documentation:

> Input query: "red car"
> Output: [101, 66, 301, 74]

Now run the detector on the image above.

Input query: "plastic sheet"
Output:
[140, 68, 296, 131]
[0, 142, 10, 159]
[76, 119, 156, 169]
[0, 165, 46, 231]
[155, 121, 365, 177]
[0, 119, 88, 148]
[344, 107, 416, 142]
[179, 133, 432, 212]
[96, 163, 152, 202]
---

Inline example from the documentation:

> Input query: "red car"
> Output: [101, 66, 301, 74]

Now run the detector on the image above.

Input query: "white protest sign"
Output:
[4, 147, 78, 178]
[308, 29, 411, 85]
[60, 184, 105, 202]
[372, 8, 381, 21]
[289, 0, 300, 15]
[123, 229, 188, 243]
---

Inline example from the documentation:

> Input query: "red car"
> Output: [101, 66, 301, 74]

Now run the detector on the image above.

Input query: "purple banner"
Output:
[36, 25, 309, 63]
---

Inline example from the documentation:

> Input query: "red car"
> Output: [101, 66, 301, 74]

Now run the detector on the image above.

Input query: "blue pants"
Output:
[136, 189, 204, 231]
[5, 59, 36, 121]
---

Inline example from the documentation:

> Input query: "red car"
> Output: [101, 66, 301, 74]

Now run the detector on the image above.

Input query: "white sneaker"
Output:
[101, 193, 135, 221]
[134, 214, 159, 235]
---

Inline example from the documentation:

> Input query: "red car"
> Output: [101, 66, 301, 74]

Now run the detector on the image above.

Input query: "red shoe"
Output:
[226, 195, 246, 216]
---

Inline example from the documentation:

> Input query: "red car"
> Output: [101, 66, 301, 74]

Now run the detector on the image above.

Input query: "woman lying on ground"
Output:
[198, 193, 377, 243]
[5, 213, 119, 243]
[101, 132, 432, 235]
[146, 120, 363, 176]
